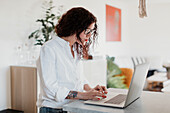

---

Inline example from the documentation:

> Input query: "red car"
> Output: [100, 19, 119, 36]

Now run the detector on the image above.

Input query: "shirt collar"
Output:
[53, 35, 77, 52]
[53, 35, 70, 48]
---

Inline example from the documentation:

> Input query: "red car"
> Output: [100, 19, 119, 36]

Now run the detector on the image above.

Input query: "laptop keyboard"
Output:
[104, 94, 127, 104]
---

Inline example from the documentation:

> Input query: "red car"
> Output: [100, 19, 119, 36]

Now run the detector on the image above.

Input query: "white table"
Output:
[63, 89, 170, 113]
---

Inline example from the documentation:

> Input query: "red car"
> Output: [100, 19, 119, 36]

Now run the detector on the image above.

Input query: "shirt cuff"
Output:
[55, 87, 70, 102]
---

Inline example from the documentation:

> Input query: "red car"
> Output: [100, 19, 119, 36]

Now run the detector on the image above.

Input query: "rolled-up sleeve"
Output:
[37, 45, 70, 102]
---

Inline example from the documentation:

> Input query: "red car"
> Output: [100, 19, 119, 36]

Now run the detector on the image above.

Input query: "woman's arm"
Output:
[65, 90, 106, 101]
[65, 84, 108, 100]
[38, 46, 70, 102]
[84, 84, 108, 94]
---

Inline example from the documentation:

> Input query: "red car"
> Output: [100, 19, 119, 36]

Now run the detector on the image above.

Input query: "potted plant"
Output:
[106, 56, 128, 89]
[28, 0, 62, 46]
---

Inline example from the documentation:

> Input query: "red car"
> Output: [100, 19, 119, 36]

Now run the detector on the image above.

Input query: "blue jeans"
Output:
[39, 107, 67, 113]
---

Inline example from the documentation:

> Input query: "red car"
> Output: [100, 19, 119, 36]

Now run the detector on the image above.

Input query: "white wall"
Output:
[129, 2, 170, 58]
[104, 0, 170, 69]
[102, 0, 170, 59]
[0, 0, 170, 110]
[0, 0, 43, 110]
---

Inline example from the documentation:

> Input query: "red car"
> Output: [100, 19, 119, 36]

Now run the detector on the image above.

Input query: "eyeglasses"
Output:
[84, 28, 96, 35]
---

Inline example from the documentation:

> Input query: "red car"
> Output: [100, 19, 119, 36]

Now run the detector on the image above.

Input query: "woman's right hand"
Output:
[77, 89, 107, 101]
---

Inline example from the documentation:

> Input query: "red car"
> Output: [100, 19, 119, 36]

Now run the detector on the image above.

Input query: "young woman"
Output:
[37, 7, 107, 113]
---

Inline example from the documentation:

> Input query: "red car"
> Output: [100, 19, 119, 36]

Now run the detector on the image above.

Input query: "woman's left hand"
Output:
[93, 85, 108, 94]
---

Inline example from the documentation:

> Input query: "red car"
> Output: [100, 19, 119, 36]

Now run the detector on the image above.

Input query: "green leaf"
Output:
[34, 35, 39, 39]
[36, 19, 47, 29]
[35, 43, 43, 46]
[57, 16, 61, 20]
[48, 6, 55, 11]
[107, 56, 121, 77]
[106, 55, 127, 89]
[36, 39, 43, 42]
[41, 28, 46, 33]
[51, 14, 55, 17]
[46, 11, 50, 14]
[107, 58, 121, 74]
[28, 30, 39, 39]
[107, 76, 128, 89]
[47, 27, 53, 33]
[28, 0, 58, 46]
[48, 21, 55, 27]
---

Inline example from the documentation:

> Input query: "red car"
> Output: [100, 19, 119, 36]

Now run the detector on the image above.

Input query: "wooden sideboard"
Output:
[10, 60, 106, 113]
[10, 66, 37, 113]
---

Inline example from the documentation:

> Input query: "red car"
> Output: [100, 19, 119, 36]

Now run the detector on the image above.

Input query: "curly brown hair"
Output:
[55, 7, 98, 59]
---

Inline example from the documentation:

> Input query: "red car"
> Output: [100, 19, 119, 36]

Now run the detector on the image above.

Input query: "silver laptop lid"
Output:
[124, 63, 150, 107]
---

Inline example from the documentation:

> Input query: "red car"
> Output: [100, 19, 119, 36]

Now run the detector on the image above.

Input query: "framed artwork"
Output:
[106, 5, 121, 41]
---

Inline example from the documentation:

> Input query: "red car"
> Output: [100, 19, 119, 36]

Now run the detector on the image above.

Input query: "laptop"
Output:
[84, 63, 150, 108]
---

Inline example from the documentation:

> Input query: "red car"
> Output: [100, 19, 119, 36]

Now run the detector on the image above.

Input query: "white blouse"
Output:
[36, 35, 89, 108]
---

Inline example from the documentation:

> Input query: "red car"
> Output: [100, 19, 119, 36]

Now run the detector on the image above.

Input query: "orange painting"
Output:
[106, 5, 121, 41]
